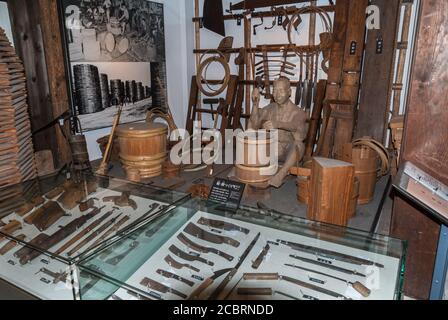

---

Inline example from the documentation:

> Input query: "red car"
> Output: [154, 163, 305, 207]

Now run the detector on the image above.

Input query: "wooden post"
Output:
[194, 0, 202, 122]
[37, 0, 72, 167]
[7, 0, 72, 168]
[392, 1, 414, 117]
[244, 16, 252, 128]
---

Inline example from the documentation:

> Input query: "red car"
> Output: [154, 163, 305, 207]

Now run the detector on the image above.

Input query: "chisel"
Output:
[284, 263, 371, 297]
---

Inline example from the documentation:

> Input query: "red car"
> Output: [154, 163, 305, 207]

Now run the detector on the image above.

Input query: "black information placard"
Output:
[208, 178, 245, 210]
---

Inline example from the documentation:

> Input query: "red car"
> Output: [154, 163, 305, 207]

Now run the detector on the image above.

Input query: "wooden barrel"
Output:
[235, 164, 278, 184]
[116, 123, 167, 179]
[296, 161, 312, 204]
[235, 130, 276, 184]
[236, 130, 273, 167]
[352, 146, 378, 205]
[69, 135, 90, 170]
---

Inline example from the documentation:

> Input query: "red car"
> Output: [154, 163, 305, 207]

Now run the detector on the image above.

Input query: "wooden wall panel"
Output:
[391, 0, 448, 300]
[7, 0, 58, 161]
[356, 0, 401, 142]
[7, 0, 71, 167]
[37, 0, 71, 166]
[401, 0, 448, 186]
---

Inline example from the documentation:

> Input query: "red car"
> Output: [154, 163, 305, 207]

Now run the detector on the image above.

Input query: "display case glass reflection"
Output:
[0, 173, 188, 299]
[77, 198, 406, 300]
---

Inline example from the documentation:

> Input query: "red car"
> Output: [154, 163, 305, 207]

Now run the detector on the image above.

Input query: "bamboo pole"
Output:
[391, 1, 413, 117]
[194, 0, 202, 122]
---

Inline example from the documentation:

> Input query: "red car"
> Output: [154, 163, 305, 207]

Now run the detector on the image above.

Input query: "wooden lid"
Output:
[116, 122, 167, 137]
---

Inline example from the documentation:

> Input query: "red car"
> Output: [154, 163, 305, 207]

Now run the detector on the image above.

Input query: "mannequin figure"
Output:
[249, 77, 308, 188]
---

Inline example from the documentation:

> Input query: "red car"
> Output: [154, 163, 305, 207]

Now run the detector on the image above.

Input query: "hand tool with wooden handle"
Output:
[177, 233, 234, 262]
[256, 68, 295, 77]
[197, 217, 250, 234]
[0, 220, 21, 240]
[140, 277, 187, 299]
[87, 215, 131, 250]
[255, 60, 296, 68]
[53, 206, 108, 256]
[237, 287, 273, 296]
[284, 263, 371, 297]
[184, 223, 240, 247]
[0, 234, 26, 255]
[243, 273, 350, 300]
[67, 212, 123, 256]
[17, 207, 108, 265]
[289, 254, 366, 277]
[169, 244, 214, 266]
[278, 238, 384, 268]
[208, 232, 261, 300]
[252, 243, 270, 269]
[189, 268, 233, 300]
[96, 104, 123, 175]
[156, 269, 195, 287]
[165, 254, 200, 273]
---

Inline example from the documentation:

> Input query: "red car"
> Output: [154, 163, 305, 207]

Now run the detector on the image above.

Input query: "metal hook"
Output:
[253, 16, 264, 35]
[265, 16, 276, 30]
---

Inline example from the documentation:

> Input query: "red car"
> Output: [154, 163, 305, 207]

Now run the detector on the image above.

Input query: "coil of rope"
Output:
[196, 50, 231, 97]
[286, 6, 333, 58]
[353, 137, 390, 177]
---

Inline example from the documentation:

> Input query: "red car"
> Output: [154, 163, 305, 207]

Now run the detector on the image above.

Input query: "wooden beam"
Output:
[192, 5, 335, 22]
[231, 0, 314, 11]
[7, 0, 59, 164]
[37, 0, 71, 167]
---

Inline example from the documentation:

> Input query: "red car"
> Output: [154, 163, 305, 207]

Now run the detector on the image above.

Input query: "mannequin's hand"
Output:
[262, 120, 274, 130]
[252, 88, 261, 106]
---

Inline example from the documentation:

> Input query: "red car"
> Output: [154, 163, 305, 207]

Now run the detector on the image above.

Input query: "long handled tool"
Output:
[285, 263, 371, 297]
[96, 104, 123, 175]
[243, 273, 350, 300]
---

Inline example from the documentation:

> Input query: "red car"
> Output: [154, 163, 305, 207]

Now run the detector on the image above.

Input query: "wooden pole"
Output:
[244, 16, 252, 128]
[96, 105, 123, 175]
[194, 0, 202, 122]
[392, 1, 413, 117]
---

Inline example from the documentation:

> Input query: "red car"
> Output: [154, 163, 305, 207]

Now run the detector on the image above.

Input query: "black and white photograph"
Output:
[61, 0, 167, 131]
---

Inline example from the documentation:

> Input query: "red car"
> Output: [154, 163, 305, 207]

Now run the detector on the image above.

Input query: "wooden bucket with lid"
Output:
[235, 130, 276, 184]
[236, 130, 273, 167]
[116, 122, 167, 179]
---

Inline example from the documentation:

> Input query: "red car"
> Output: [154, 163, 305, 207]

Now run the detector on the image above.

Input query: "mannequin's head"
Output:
[273, 77, 292, 105]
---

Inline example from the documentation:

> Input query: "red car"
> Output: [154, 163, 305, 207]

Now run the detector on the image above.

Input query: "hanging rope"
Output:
[196, 50, 231, 97]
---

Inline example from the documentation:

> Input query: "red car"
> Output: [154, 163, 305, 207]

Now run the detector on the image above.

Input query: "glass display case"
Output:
[0, 173, 188, 300]
[76, 198, 407, 300]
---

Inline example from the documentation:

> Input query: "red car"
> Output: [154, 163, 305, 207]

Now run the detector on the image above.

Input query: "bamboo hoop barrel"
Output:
[296, 161, 312, 204]
[235, 130, 276, 183]
[234, 164, 278, 184]
[236, 130, 273, 167]
[116, 123, 167, 179]
[352, 146, 378, 205]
